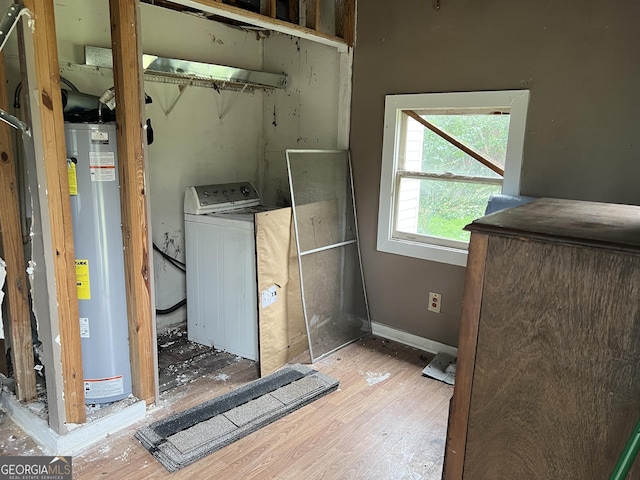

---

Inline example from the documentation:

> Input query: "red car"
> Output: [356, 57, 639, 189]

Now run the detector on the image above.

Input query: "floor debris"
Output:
[422, 352, 456, 385]
[363, 371, 391, 386]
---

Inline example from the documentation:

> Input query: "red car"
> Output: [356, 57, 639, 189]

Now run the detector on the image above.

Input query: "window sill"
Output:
[376, 235, 468, 267]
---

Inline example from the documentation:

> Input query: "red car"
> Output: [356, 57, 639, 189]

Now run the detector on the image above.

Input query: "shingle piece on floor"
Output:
[152, 367, 307, 438]
[168, 414, 237, 455]
[270, 375, 329, 405]
[223, 394, 284, 427]
[135, 364, 339, 472]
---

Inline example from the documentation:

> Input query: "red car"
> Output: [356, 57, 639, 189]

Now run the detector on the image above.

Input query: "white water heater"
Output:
[65, 123, 132, 404]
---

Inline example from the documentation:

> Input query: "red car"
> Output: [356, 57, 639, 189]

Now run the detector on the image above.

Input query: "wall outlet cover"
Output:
[428, 292, 441, 313]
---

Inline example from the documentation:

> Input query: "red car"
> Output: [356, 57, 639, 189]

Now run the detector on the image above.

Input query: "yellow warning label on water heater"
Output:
[67, 160, 77, 196]
[75, 259, 91, 300]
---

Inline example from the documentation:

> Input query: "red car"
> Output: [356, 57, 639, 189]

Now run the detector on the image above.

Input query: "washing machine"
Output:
[184, 181, 270, 361]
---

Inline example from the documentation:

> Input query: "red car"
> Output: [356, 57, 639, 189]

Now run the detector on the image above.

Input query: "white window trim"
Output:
[377, 90, 530, 266]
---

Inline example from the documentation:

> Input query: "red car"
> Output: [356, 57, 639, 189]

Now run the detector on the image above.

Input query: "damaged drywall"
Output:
[22, 125, 67, 434]
[0, 20, 67, 430]
[261, 34, 344, 206]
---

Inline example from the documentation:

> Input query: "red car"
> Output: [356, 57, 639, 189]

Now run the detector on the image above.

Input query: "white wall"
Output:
[261, 33, 342, 206]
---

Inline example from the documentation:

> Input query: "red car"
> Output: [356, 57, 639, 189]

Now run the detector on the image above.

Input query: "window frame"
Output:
[377, 90, 530, 266]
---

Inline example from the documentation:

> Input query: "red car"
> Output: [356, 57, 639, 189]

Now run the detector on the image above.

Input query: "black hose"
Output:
[13, 82, 21, 109]
[156, 298, 186, 315]
[14, 76, 80, 109]
[152, 242, 187, 314]
[152, 242, 186, 271]
[60, 76, 80, 92]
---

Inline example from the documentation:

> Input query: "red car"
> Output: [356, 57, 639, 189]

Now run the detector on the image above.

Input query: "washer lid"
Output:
[184, 181, 260, 214]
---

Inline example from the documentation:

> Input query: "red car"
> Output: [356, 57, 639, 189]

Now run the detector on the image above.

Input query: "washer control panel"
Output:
[184, 181, 260, 214]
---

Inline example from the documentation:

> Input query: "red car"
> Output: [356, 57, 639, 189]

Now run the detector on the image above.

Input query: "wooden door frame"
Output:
[10, 0, 157, 430]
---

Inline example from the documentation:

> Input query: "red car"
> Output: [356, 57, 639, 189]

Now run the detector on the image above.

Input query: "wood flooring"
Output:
[0, 336, 453, 479]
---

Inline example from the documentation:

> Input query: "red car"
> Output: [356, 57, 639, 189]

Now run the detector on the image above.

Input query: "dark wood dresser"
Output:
[443, 198, 640, 479]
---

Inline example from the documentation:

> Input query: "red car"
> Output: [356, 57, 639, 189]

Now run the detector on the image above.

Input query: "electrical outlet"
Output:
[428, 292, 441, 313]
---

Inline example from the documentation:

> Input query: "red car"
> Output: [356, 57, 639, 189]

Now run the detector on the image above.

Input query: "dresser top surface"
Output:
[467, 197, 640, 251]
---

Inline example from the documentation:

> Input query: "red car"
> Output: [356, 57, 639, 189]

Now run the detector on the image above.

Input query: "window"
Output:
[377, 90, 529, 266]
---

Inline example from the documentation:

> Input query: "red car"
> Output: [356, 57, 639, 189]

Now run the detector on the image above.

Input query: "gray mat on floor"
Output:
[135, 364, 339, 472]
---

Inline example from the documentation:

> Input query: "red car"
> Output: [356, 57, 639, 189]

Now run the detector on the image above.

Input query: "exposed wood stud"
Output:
[259, 0, 269, 16]
[335, 0, 355, 46]
[109, 0, 156, 405]
[269, 0, 276, 17]
[168, 0, 348, 50]
[0, 52, 37, 403]
[345, 0, 355, 46]
[314, 0, 320, 30]
[288, 0, 298, 23]
[22, 0, 86, 424]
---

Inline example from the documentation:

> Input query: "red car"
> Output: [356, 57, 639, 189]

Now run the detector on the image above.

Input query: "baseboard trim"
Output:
[0, 392, 146, 455]
[370, 322, 458, 358]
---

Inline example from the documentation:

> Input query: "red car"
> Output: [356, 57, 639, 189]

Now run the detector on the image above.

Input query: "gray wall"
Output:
[350, 0, 640, 347]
